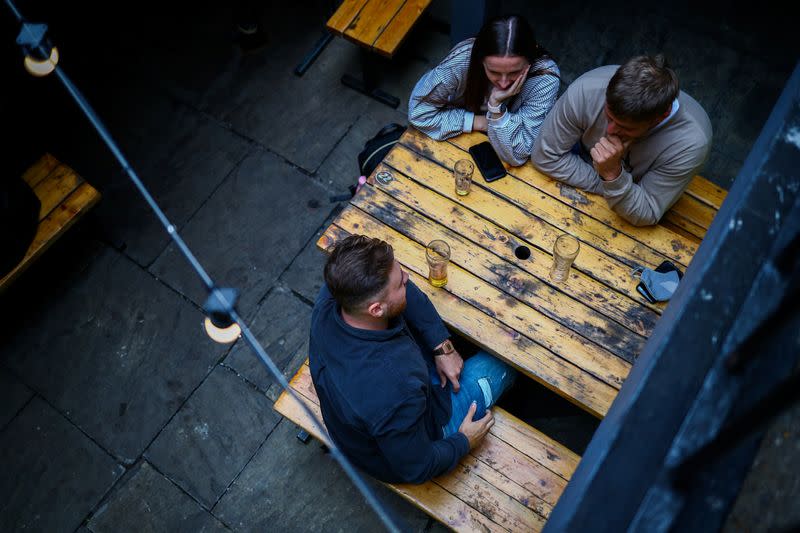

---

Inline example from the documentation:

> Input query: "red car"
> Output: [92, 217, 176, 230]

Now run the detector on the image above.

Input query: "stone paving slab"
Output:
[265, 339, 311, 404]
[224, 284, 313, 393]
[278, 223, 332, 304]
[146, 365, 280, 509]
[88, 461, 229, 532]
[4, 247, 225, 463]
[94, 108, 253, 267]
[316, 105, 409, 194]
[202, 30, 365, 172]
[0, 397, 123, 533]
[150, 149, 334, 319]
[0, 370, 33, 430]
[212, 418, 430, 532]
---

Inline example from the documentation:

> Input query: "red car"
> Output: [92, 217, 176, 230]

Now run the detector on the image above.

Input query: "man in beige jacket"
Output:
[531, 55, 712, 226]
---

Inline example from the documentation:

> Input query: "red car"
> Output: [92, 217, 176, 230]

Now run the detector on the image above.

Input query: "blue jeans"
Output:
[433, 351, 516, 437]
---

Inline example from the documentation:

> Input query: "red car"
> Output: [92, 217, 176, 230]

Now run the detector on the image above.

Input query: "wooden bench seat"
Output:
[662, 175, 728, 243]
[327, 0, 433, 58]
[0, 154, 101, 292]
[274, 360, 580, 532]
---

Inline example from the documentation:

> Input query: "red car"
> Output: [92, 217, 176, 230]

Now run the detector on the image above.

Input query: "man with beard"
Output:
[531, 54, 712, 226]
[309, 235, 515, 484]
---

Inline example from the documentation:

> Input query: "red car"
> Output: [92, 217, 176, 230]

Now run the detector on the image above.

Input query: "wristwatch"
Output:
[486, 100, 505, 115]
[432, 339, 455, 356]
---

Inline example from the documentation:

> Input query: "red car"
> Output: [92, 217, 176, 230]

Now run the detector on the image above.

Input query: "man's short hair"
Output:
[324, 235, 395, 312]
[606, 54, 679, 123]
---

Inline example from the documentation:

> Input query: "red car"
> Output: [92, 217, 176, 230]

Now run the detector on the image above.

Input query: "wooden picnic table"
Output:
[318, 128, 726, 419]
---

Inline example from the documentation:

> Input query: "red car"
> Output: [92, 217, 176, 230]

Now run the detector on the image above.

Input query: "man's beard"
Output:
[386, 299, 407, 319]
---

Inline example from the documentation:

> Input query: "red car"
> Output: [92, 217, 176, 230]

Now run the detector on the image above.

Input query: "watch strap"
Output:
[487, 100, 504, 114]
[433, 339, 454, 356]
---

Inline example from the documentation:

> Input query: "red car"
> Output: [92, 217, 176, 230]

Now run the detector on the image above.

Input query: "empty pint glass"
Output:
[550, 234, 580, 282]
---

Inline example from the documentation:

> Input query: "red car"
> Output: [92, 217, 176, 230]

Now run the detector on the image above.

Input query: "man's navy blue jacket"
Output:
[309, 282, 470, 484]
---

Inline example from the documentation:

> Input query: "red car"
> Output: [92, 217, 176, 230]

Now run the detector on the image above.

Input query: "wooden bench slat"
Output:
[319, 226, 617, 418]
[666, 193, 716, 232]
[33, 165, 82, 219]
[1, 181, 100, 290]
[457, 452, 554, 519]
[393, 481, 509, 532]
[337, 199, 636, 381]
[368, 157, 663, 329]
[22, 153, 60, 188]
[662, 212, 708, 242]
[382, 143, 667, 307]
[371, 0, 432, 56]
[274, 362, 576, 532]
[490, 408, 580, 482]
[685, 175, 728, 210]
[342, 0, 406, 52]
[474, 432, 567, 507]
[326, 0, 369, 35]
[426, 130, 699, 268]
[434, 462, 548, 531]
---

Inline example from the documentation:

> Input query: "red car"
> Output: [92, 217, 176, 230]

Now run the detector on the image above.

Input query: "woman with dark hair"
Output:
[408, 14, 560, 166]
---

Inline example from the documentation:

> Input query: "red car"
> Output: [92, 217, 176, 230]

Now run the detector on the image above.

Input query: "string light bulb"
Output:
[24, 45, 58, 76]
[202, 287, 241, 344]
[204, 316, 241, 344]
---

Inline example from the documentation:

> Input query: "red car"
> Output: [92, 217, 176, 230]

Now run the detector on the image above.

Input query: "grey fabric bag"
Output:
[632, 261, 683, 303]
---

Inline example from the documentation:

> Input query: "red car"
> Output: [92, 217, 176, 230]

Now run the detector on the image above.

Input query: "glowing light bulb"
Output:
[204, 317, 241, 344]
[24, 46, 59, 77]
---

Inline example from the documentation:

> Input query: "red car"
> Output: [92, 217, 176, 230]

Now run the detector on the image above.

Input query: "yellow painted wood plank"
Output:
[343, 0, 405, 51]
[0, 182, 100, 291]
[417, 129, 699, 268]
[472, 431, 568, 508]
[335, 202, 634, 384]
[435, 461, 548, 532]
[22, 153, 59, 188]
[326, 0, 369, 35]
[490, 408, 580, 482]
[667, 193, 716, 231]
[319, 225, 617, 418]
[458, 453, 554, 520]
[273, 364, 332, 446]
[686, 175, 728, 210]
[366, 158, 662, 332]
[382, 143, 660, 308]
[392, 482, 509, 532]
[662, 211, 707, 241]
[372, 0, 431, 56]
[33, 166, 82, 219]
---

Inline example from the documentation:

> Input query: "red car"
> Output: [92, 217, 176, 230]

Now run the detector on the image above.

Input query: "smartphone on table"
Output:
[468, 141, 506, 183]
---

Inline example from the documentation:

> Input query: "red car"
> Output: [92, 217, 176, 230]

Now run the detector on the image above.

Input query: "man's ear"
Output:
[366, 301, 384, 318]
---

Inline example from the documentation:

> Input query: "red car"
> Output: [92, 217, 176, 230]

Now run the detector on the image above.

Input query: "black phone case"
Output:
[468, 142, 506, 182]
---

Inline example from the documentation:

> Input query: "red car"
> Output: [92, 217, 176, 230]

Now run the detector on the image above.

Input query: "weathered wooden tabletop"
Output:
[326, 0, 433, 58]
[318, 128, 725, 418]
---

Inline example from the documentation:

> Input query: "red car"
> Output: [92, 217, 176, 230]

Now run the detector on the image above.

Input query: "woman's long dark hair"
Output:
[463, 14, 555, 113]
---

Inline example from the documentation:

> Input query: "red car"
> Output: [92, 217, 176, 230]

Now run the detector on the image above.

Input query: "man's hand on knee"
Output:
[458, 401, 495, 449]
